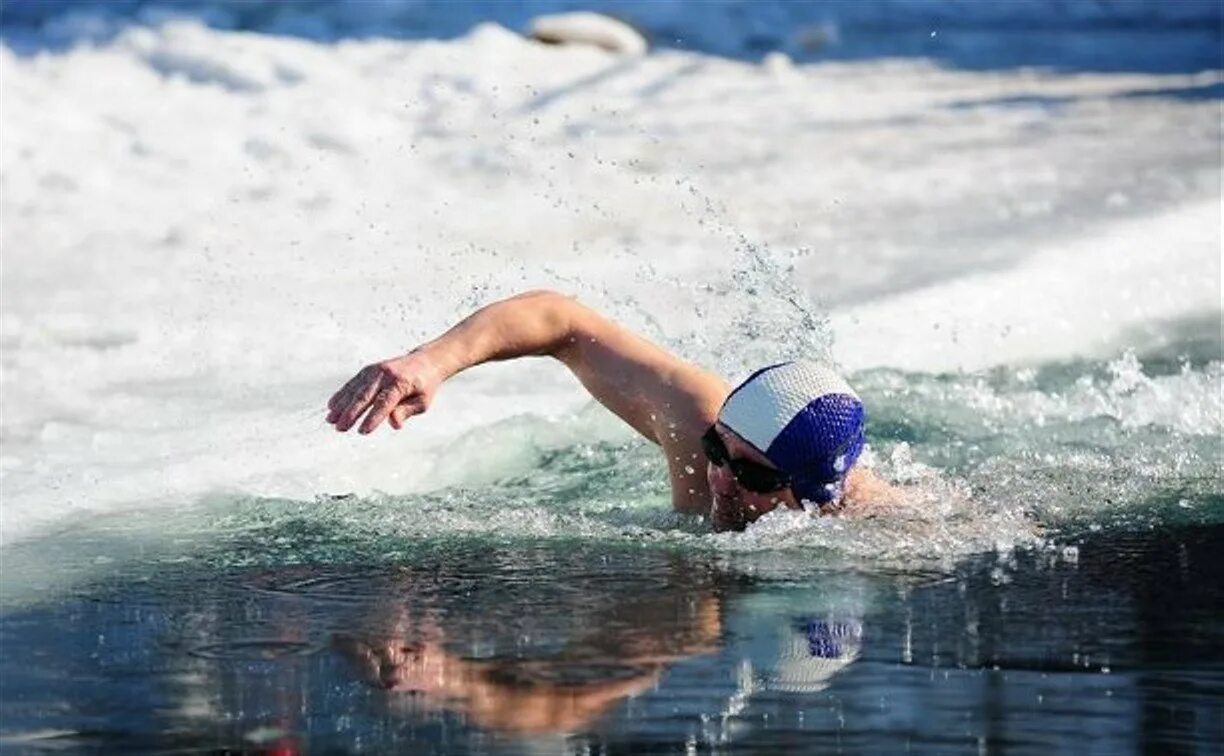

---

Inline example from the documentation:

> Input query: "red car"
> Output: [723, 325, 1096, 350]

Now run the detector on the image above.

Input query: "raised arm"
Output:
[328, 290, 570, 433]
[325, 291, 727, 473]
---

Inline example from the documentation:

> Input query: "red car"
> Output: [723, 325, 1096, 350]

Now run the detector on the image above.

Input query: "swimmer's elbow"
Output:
[511, 288, 570, 304]
[509, 289, 577, 317]
[500, 290, 578, 354]
[507, 289, 586, 359]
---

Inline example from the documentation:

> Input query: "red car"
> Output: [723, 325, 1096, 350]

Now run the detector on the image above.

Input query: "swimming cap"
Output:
[770, 617, 863, 693]
[717, 360, 865, 504]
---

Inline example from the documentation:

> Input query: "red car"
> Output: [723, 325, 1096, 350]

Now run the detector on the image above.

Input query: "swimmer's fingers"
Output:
[327, 385, 361, 425]
[327, 367, 373, 417]
[358, 384, 410, 435]
[388, 397, 428, 430]
[326, 377, 356, 414]
[388, 406, 407, 430]
[327, 371, 369, 424]
[331, 382, 379, 431]
[332, 369, 387, 432]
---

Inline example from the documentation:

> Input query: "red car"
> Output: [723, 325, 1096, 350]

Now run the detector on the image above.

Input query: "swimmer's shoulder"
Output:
[840, 467, 907, 517]
[560, 297, 728, 431]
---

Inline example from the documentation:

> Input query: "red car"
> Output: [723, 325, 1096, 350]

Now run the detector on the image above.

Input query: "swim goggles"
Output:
[701, 426, 791, 494]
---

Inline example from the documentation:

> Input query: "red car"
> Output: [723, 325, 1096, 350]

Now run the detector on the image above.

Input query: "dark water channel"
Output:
[2, 524, 1222, 754]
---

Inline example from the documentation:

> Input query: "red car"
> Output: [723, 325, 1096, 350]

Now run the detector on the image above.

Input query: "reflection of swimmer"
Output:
[334, 634, 664, 735]
[770, 618, 863, 694]
[333, 594, 722, 736]
[715, 615, 862, 729]
[328, 291, 903, 530]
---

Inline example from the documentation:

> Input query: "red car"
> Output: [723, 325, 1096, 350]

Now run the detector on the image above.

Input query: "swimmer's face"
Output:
[706, 423, 800, 532]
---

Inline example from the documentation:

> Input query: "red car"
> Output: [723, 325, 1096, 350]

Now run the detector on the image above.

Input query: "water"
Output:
[1, 6, 1222, 753]
[2, 343, 1220, 750]
[3, 0, 1221, 72]
[3, 526, 1222, 752]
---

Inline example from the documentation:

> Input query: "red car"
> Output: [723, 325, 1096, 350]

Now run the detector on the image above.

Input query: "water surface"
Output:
[2, 522, 1221, 753]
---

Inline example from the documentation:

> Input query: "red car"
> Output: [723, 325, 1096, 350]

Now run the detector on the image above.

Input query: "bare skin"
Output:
[327, 290, 895, 530]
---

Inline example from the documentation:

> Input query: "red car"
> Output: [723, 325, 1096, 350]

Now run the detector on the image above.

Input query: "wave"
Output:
[3, 346, 1218, 610]
[1, 22, 1218, 600]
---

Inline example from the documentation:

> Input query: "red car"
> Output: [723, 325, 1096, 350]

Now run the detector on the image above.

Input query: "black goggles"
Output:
[701, 426, 791, 494]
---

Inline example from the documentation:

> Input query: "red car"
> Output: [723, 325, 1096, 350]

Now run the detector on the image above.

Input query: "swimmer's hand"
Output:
[327, 291, 584, 436]
[326, 351, 441, 434]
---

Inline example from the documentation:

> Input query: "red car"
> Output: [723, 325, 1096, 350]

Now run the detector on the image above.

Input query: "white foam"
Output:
[1, 20, 1219, 546]
[832, 200, 1221, 373]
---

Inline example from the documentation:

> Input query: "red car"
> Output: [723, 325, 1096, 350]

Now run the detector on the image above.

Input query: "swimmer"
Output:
[326, 290, 899, 530]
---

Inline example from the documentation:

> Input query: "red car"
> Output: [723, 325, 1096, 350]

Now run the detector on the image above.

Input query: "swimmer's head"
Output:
[705, 361, 865, 530]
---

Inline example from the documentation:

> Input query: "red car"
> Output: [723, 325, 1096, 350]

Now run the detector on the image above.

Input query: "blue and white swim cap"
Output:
[717, 360, 866, 504]
[770, 617, 863, 693]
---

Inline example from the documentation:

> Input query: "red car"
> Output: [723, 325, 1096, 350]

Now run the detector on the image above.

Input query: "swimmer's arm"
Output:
[327, 290, 724, 441]
[326, 290, 722, 512]
[328, 290, 577, 433]
[554, 298, 729, 514]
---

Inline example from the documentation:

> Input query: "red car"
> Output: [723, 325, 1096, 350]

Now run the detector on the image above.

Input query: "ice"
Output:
[833, 199, 1221, 373]
[1, 18, 1219, 545]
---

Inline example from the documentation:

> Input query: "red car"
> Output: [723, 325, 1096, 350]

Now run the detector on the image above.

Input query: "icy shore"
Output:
[1, 19, 1219, 542]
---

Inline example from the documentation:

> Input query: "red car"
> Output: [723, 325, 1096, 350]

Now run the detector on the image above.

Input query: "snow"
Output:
[0, 17, 1219, 543]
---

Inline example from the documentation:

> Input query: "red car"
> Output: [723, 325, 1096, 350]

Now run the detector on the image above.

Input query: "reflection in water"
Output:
[2, 527, 1222, 751]
[334, 620, 667, 735]
[328, 559, 859, 736]
[770, 618, 863, 693]
[710, 615, 865, 737]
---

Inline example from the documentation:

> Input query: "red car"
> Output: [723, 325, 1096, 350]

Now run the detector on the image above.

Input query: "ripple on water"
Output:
[241, 568, 417, 604]
[185, 639, 321, 660]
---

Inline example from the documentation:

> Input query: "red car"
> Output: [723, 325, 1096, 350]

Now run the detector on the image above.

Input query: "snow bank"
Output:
[0, 20, 1218, 543]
